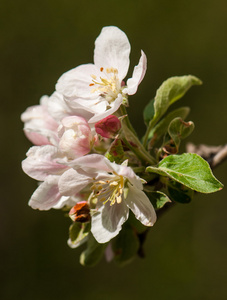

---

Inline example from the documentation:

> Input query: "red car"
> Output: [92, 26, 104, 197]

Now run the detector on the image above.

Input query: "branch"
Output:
[137, 143, 226, 258]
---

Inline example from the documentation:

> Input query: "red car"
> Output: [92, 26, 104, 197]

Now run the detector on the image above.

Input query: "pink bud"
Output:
[95, 115, 121, 138]
[58, 116, 92, 159]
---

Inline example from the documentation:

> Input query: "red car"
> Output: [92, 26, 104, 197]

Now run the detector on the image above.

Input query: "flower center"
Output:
[91, 173, 124, 206]
[89, 67, 122, 103]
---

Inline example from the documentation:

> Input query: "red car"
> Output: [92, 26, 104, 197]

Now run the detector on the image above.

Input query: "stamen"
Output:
[116, 195, 122, 204]
[89, 66, 121, 103]
[110, 181, 118, 186]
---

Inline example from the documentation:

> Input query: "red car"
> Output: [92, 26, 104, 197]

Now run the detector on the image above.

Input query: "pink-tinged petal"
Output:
[123, 50, 147, 95]
[91, 201, 129, 243]
[94, 26, 131, 81]
[23, 130, 52, 146]
[88, 94, 123, 123]
[28, 175, 62, 210]
[23, 127, 59, 146]
[21, 96, 59, 146]
[58, 116, 92, 159]
[58, 168, 92, 196]
[22, 146, 68, 181]
[56, 64, 101, 99]
[125, 183, 157, 226]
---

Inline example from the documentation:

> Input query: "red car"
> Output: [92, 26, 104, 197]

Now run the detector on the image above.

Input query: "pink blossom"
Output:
[21, 96, 59, 146]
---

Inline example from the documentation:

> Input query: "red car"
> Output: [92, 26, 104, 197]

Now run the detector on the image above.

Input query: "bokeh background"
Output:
[1, 0, 227, 299]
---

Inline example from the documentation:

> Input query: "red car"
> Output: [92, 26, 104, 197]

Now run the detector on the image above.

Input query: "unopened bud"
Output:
[69, 201, 91, 223]
[95, 115, 121, 138]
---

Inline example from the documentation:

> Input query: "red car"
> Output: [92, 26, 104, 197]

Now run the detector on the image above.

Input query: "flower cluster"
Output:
[22, 26, 223, 266]
[21, 26, 156, 250]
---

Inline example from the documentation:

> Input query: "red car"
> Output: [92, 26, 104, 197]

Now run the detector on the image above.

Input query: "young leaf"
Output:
[146, 153, 223, 193]
[165, 117, 194, 153]
[80, 234, 107, 267]
[167, 180, 194, 203]
[148, 107, 190, 147]
[143, 76, 201, 147]
[143, 98, 155, 126]
[153, 75, 202, 123]
[146, 191, 171, 209]
[69, 222, 90, 248]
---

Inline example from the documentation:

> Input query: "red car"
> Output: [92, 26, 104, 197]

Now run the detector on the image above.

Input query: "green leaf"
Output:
[153, 75, 202, 126]
[69, 222, 90, 248]
[163, 117, 194, 153]
[112, 224, 140, 266]
[169, 117, 194, 144]
[143, 98, 155, 126]
[146, 191, 171, 209]
[148, 106, 190, 147]
[146, 153, 223, 193]
[80, 234, 107, 267]
[167, 180, 194, 203]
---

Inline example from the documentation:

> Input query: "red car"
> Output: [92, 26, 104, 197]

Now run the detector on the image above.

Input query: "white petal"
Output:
[94, 26, 131, 81]
[88, 94, 123, 123]
[56, 64, 101, 99]
[22, 146, 68, 181]
[65, 96, 107, 115]
[58, 168, 91, 196]
[91, 201, 129, 243]
[109, 162, 143, 190]
[47, 92, 72, 121]
[28, 176, 62, 210]
[68, 154, 112, 173]
[52, 195, 78, 209]
[123, 50, 147, 95]
[48, 92, 94, 122]
[125, 183, 157, 226]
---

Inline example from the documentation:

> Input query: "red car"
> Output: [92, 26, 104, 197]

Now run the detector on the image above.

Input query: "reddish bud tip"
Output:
[95, 115, 121, 139]
[69, 201, 91, 223]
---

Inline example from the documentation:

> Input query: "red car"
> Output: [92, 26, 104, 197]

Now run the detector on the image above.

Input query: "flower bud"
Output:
[58, 116, 92, 159]
[69, 201, 91, 223]
[95, 115, 121, 138]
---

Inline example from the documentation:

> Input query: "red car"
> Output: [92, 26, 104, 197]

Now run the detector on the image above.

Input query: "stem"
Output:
[119, 106, 156, 166]
[143, 118, 156, 148]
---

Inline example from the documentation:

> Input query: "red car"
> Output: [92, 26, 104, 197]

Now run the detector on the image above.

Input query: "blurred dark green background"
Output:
[1, 0, 227, 299]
